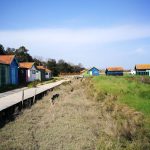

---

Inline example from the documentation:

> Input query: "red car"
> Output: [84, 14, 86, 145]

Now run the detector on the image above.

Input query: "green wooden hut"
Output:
[0, 63, 10, 87]
[0, 55, 18, 87]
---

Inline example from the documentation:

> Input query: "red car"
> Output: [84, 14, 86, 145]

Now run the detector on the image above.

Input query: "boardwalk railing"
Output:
[0, 80, 69, 127]
[0, 80, 67, 111]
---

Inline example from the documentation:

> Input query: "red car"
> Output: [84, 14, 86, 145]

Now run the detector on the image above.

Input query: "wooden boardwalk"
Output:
[0, 80, 67, 111]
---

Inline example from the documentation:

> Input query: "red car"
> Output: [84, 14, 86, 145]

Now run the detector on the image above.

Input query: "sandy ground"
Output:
[0, 79, 101, 150]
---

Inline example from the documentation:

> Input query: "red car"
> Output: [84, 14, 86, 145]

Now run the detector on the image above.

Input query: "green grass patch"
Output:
[82, 71, 91, 77]
[92, 76, 150, 131]
[91, 76, 150, 148]
[92, 76, 150, 115]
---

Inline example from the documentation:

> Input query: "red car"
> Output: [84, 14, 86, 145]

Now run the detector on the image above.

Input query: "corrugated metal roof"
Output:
[19, 62, 34, 69]
[135, 64, 150, 70]
[106, 67, 123, 71]
[0, 55, 15, 65]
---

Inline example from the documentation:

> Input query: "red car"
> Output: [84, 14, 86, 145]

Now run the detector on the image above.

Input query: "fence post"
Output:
[22, 90, 24, 106]
[33, 88, 36, 103]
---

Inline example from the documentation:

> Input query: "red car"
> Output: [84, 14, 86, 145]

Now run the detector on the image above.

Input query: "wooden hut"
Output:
[135, 64, 150, 76]
[45, 68, 52, 79]
[88, 67, 100, 76]
[0, 55, 18, 85]
[0, 62, 10, 87]
[105, 67, 124, 76]
[19, 62, 38, 84]
[36, 66, 46, 81]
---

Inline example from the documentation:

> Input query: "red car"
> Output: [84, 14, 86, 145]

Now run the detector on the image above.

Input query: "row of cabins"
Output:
[86, 65, 150, 76]
[0, 55, 52, 87]
[87, 67, 124, 76]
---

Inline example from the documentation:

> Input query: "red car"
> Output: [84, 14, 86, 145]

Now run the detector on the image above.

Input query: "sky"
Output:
[0, 0, 150, 69]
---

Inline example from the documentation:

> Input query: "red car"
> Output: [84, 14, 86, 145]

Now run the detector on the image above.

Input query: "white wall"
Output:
[27, 65, 37, 82]
[45, 72, 52, 79]
[36, 71, 41, 81]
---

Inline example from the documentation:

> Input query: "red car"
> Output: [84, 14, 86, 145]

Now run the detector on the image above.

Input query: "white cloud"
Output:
[0, 25, 150, 48]
[0, 25, 150, 67]
[135, 48, 145, 54]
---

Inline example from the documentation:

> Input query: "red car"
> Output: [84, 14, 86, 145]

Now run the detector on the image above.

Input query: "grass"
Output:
[82, 71, 91, 77]
[92, 76, 150, 116]
[0, 79, 102, 150]
[90, 75, 150, 148]
[39, 77, 63, 85]
[27, 80, 41, 88]
[1, 77, 150, 149]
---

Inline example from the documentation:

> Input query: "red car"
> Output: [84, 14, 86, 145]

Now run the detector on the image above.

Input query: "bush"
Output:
[27, 80, 40, 88]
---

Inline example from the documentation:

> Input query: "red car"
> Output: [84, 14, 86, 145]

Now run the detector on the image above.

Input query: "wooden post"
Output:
[33, 88, 36, 103]
[22, 90, 24, 106]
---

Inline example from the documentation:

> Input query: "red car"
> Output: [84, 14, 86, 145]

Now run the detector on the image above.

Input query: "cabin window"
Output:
[45, 72, 48, 75]
[32, 70, 36, 74]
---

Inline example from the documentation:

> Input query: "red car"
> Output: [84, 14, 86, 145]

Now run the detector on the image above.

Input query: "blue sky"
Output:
[0, 0, 150, 69]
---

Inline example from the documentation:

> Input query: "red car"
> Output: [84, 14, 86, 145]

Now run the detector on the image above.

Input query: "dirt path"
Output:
[0, 79, 101, 150]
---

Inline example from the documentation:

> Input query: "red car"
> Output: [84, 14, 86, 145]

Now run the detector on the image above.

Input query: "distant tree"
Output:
[57, 59, 67, 73]
[6, 47, 15, 55]
[47, 59, 58, 76]
[1, 44, 84, 76]
[5, 46, 33, 62]
[0, 44, 6, 55]
[15, 46, 33, 62]
[33, 56, 47, 67]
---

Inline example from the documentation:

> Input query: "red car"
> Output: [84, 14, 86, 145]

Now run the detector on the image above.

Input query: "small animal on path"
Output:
[51, 94, 59, 105]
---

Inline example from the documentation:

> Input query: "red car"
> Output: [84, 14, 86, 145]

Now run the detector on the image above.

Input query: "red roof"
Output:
[0, 55, 15, 65]
[135, 64, 150, 70]
[19, 62, 34, 69]
[37, 66, 51, 72]
[45, 68, 51, 72]
[106, 67, 123, 71]
[37, 66, 45, 70]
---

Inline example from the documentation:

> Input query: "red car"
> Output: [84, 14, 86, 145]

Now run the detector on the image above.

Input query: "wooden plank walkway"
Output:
[0, 80, 67, 111]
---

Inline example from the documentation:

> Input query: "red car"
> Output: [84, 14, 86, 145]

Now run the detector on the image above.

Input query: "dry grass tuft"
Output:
[0, 79, 101, 150]
[85, 78, 150, 149]
[0, 78, 149, 150]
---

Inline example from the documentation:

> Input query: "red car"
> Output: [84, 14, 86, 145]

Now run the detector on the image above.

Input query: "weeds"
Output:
[1, 77, 150, 150]
[27, 80, 41, 88]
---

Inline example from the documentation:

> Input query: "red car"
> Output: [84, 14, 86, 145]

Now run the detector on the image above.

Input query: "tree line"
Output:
[0, 44, 84, 76]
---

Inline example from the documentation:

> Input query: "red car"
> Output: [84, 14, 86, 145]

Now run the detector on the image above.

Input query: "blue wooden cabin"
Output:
[0, 55, 18, 85]
[88, 67, 100, 76]
[105, 67, 123, 76]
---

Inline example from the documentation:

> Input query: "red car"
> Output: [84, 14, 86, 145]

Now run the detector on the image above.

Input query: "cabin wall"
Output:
[18, 68, 27, 84]
[10, 59, 18, 85]
[41, 70, 46, 81]
[89, 68, 99, 76]
[136, 69, 150, 76]
[28, 66, 37, 82]
[45, 72, 52, 79]
[36, 70, 46, 81]
[0, 64, 10, 87]
[36, 70, 41, 81]
[106, 71, 123, 76]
